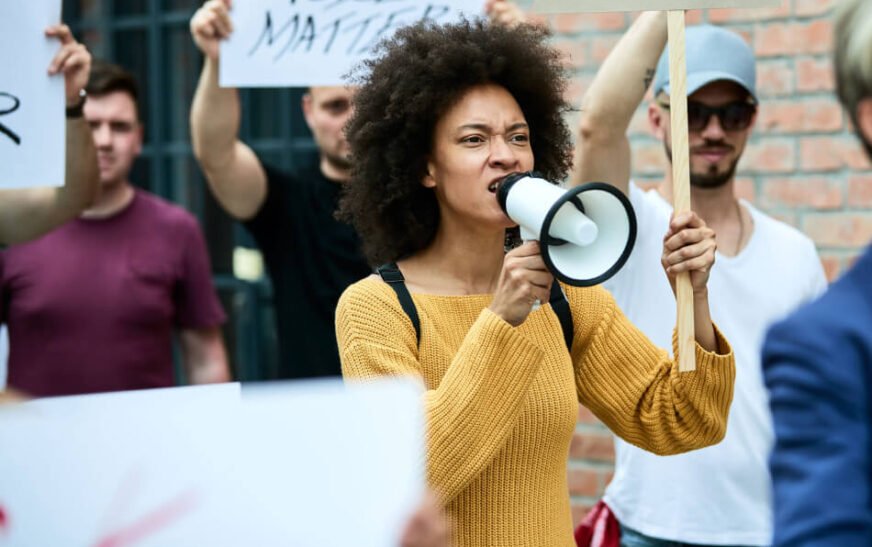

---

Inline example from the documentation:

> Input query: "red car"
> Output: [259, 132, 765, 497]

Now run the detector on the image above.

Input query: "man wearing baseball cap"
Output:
[572, 14, 827, 547]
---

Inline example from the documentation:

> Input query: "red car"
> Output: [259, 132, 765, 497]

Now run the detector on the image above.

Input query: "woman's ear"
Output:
[422, 160, 437, 188]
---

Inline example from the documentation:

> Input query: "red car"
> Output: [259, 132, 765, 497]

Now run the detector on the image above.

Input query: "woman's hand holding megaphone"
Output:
[660, 211, 717, 296]
[489, 241, 554, 327]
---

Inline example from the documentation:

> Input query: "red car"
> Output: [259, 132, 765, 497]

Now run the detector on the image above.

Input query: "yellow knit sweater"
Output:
[336, 277, 735, 547]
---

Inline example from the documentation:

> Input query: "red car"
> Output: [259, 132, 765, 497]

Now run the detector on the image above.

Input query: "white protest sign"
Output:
[533, 0, 781, 12]
[0, 1, 65, 189]
[220, 0, 486, 87]
[0, 379, 423, 546]
[21, 382, 242, 417]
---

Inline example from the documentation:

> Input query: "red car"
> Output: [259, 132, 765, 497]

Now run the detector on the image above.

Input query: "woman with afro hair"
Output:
[335, 15, 735, 547]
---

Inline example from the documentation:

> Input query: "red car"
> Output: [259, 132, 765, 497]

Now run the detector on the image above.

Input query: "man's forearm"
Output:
[0, 118, 98, 245]
[190, 57, 242, 173]
[189, 357, 231, 384]
[181, 327, 231, 385]
[61, 116, 99, 213]
[579, 11, 667, 141]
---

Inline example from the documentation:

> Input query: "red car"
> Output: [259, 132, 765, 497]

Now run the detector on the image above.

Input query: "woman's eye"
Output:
[510, 134, 529, 143]
[462, 135, 485, 144]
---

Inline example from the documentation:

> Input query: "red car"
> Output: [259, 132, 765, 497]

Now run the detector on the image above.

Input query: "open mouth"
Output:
[488, 177, 506, 193]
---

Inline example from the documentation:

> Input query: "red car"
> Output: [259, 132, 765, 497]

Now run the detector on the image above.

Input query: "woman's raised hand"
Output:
[661, 211, 717, 297]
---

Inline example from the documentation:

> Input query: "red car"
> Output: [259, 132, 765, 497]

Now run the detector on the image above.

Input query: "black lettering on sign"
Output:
[248, 3, 458, 61]
[0, 92, 21, 146]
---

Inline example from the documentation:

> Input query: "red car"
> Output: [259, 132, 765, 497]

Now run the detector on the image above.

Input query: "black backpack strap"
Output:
[549, 280, 574, 352]
[376, 263, 421, 345]
[376, 264, 571, 352]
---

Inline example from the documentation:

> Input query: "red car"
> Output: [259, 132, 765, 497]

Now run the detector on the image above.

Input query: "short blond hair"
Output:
[835, 0, 872, 151]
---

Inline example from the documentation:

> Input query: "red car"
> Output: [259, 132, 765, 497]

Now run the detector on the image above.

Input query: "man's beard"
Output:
[664, 141, 739, 189]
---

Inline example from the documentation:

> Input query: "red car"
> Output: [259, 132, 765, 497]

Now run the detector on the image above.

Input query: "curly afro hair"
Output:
[338, 18, 574, 266]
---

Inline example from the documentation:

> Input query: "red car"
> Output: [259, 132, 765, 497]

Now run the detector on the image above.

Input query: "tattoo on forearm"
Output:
[644, 68, 655, 91]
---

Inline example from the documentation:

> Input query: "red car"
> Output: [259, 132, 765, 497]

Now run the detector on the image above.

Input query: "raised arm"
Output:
[0, 24, 98, 245]
[189, 0, 266, 221]
[570, 11, 667, 193]
[569, 285, 734, 456]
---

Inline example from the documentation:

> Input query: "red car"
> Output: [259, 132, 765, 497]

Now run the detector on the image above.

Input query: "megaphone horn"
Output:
[497, 172, 637, 287]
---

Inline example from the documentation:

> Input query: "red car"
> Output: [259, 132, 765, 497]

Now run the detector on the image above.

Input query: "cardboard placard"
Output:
[220, 0, 486, 87]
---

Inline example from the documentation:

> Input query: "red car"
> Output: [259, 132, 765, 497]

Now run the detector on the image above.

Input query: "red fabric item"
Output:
[574, 500, 620, 547]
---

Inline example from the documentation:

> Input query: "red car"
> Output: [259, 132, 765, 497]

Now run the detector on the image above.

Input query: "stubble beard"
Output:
[664, 142, 739, 189]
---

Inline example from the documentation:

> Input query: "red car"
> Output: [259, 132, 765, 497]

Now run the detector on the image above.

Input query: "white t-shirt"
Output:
[602, 182, 827, 546]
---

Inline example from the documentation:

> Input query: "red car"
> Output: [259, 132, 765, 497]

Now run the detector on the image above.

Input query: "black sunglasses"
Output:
[659, 100, 757, 132]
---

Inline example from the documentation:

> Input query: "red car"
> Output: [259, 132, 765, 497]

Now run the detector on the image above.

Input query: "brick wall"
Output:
[521, 0, 871, 526]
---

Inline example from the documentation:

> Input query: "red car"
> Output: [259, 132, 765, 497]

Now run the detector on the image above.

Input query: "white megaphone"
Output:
[497, 172, 637, 286]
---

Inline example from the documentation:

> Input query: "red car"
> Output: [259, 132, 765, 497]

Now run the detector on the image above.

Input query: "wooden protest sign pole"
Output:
[534, 0, 780, 372]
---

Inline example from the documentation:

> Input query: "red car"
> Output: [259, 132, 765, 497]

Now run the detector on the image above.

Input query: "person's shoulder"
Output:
[262, 157, 322, 187]
[336, 275, 421, 345]
[748, 204, 817, 252]
[337, 275, 395, 313]
[767, 257, 871, 360]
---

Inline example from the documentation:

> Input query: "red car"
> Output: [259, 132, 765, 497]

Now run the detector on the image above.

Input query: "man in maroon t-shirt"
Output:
[0, 61, 230, 397]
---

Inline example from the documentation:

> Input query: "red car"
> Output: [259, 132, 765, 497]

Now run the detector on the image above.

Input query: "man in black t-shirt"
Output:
[188, 0, 522, 379]
[188, 2, 370, 379]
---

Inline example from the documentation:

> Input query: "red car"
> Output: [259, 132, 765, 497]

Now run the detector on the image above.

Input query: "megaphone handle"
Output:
[518, 227, 542, 312]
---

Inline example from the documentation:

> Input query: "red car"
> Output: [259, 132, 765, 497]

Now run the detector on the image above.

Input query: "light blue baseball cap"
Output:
[652, 25, 757, 102]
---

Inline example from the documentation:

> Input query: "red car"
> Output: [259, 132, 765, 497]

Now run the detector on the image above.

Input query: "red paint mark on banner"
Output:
[93, 489, 200, 547]
[0, 503, 8, 534]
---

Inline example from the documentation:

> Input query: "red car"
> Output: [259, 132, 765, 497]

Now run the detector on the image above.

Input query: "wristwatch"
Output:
[66, 88, 87, 119]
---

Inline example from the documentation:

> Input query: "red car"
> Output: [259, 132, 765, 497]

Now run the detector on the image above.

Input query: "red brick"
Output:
[847, 174, 872, 207]
[760, 176, 844, 209]
[552, 39, 587, 69]
[797, 57, 836, 93]
[590, 35, 622, 64]
[818, 252, 842, 282]
[734, 176, 756, 202]
[741, 138, 796, 173]
[685, 10, 704, 26]
[564, 76, 593, 109]
[577, 404, 603, 425]
[756, 59, 795, 97]
[796, 20, 834, 55]
[569, 432, 615, 462]
[756, 98, 843, 133]
[550, 12, 626, 34]
[568, 468, 600, 497]
[754, 22, 793, 57]
[526, 13, 549, 28]
[795, 0, 837, 17]
[803, 213, 872, 248]
[709, 5, 790, 23]
[800, 137, 871, 172]
[754, 20, 833, 57]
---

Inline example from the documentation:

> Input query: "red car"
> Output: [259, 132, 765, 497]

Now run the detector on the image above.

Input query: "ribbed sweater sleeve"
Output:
[336, 280, 544, 503]
[569, 286, 736, 455]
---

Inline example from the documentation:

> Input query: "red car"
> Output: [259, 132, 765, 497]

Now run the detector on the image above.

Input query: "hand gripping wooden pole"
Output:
[534, 0, 780, 372]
